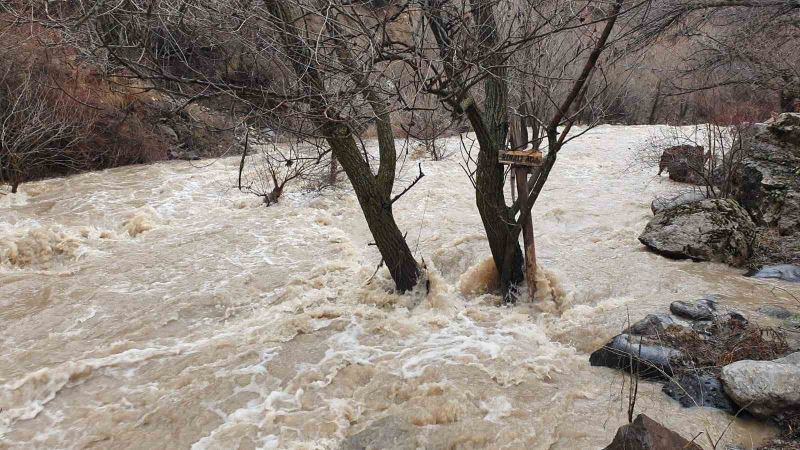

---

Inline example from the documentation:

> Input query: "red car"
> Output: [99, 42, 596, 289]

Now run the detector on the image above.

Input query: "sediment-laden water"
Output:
[1, 126, 797, 449]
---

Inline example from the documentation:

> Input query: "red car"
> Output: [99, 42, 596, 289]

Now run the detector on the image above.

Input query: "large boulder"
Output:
[603, 414, 702, 450]
[670, 297, 717, 321]
[720, 351, 800, 419]
[734, 113, 800, 234]
[639, 199, 756, 266]
[623, 313, 679, 336]
[662, 372, 736, 412]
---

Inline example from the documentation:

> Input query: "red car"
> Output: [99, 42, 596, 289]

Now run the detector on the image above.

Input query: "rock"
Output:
[659, 145, 707, 185]
[722, 311, 749, 327]
[734, 113, 800, 233]
[624, 314, 677, 336]
[750, 264, 800, 282]
[721, 351, 800, 419]
[603, 414, 703, 450]
[169, 149, 201, 161]
[638, 199, 757, 266]
[668, 159, 704, 184]
[589, 334, 683, 379]
[157, 124, 179, 143]
[758, 305, 794, 319]
[651, 191, 706, 215]
[784, 315, 800, 333]
[670, 299, 715, 321]
[662, 372, 736, 412]
[342, 416, 417, 450]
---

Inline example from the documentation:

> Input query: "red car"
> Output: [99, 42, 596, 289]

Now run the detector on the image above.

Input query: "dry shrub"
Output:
[691, 88, 774, 126]
[658, 319, 790, 369]
[749, 227, 800, 269]
[1, 18, 171, 190]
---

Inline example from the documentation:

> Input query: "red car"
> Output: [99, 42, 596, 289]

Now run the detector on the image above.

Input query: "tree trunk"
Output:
[678, 101, 689, 124]
[266, 0, 419, 293]
[422, 0, 523, 296]
[329, 155, 338, 185]
[11, 182, 19, 194]
[510, 114, 537, 299]
[648, 80, 662, 125]
[328, 133, 419, 292]
[514, 167, 537, 299]
[470, 0, 524, 297]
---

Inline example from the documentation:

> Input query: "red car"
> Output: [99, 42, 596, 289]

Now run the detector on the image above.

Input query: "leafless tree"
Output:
[412, 0, 637, 297]
[10, 0, 771, 299]
[19, 0, 644, 295]
[641, 0, 800, 113]
[3, 0, 431, 290]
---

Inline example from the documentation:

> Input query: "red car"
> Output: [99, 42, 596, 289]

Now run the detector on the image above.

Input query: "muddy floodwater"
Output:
[2, 125, 798, 449]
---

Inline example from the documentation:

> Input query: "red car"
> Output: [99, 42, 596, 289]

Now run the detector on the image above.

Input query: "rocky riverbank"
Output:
[641, 113, 800, 275]
[592, 295, 800, 448]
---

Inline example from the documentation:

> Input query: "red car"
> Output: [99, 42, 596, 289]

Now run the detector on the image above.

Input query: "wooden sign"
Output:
[499, 149, 543, 167]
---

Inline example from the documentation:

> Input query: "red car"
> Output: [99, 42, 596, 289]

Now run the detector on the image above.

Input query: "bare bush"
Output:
[237, 134, 331, 205]
[636, 122, 753, 199]
[0, 65, 93, 193]
[0, 18, 183, 188]
[642, 0, 800, 116]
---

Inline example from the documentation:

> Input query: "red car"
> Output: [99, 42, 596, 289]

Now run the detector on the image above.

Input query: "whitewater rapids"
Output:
[1, 126, 797, 449]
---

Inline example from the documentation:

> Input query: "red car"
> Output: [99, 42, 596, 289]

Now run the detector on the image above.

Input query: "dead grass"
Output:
[0, 17, 239, 188]
[749, 227, 800, 269]
[658, 320, 790, 369]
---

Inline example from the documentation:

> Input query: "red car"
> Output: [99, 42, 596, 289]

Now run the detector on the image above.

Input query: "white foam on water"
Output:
[0, 125, 792, 449]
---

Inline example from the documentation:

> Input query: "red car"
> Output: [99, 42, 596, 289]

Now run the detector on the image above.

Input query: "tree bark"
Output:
[328, 131, 419, 292]
[514, 167, 536, 298]
[329, 155, 338, 185]
[509, 114, 537, 299]
[648, 80, 662, 124]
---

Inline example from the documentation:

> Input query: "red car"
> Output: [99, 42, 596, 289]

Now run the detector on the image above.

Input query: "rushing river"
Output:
[1, 125, 798, 449]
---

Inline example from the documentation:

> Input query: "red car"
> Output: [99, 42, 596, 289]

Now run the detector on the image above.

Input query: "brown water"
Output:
[1, 125, 798, 449]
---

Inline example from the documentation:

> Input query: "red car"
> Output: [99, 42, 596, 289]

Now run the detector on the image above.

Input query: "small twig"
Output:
[391, 162, 425, 204]
[689, 431, 704, 447]
[237, 127, 250, 191]
[365, 258, 385, 285]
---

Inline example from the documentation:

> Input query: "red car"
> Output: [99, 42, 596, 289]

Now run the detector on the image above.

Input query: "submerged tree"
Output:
[3, 0, 690, 299]
[2, 0, 429, 290]
[413, 0, 631, 298]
